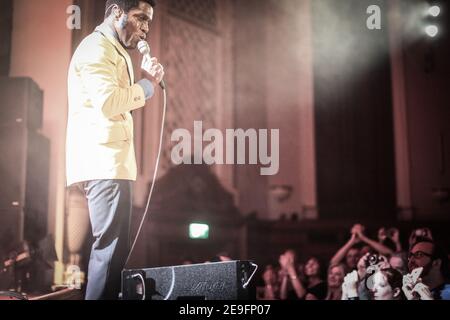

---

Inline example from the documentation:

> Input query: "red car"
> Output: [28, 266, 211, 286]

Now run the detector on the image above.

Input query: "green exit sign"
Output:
[189, 223, 210, 239]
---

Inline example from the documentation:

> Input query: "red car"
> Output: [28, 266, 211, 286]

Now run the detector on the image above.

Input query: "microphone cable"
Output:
[125, 85, 167, 266]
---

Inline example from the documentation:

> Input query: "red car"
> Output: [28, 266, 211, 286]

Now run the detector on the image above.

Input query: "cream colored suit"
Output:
[66, 24, 147, 186]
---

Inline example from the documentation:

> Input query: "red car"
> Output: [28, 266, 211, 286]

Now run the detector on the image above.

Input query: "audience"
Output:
[278, 255, 327, 300]
[343, 267, 406, 300]
[303, 257, 327, 300]
[325, 264, 346, 300]
[278, 249, 305, 300]
[330, 224, 394, 274]
[330, 232, 361, 273]
[355, 267, 406, 300]
[378, 227, 403, 253]
[409, 228, 433, 249]
[261, 264, 280, 300]
[352, 224, 394, 257]
[408, 238, 450, 300]
[372, 268, 406, 300]
[255, 224, 449, 301]
[389, 252, 409, 275]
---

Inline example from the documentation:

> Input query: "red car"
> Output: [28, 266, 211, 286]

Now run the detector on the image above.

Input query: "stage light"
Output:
[425, 25, 439, 37]
[189, 223, 210, 239]
[428, 5, 441, 17]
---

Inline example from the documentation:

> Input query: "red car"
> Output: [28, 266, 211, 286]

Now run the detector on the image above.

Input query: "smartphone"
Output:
[410, 267, 423, 284]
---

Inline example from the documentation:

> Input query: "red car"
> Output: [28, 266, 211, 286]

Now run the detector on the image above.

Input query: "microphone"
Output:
[138, 40, 166, 90]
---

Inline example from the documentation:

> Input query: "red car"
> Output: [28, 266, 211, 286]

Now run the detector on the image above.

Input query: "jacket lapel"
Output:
[95, 24, 135, 86]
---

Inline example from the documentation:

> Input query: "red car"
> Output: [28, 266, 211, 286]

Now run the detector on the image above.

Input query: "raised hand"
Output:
[412, 282, 433, 300]
[141, 57, 165, 87]
[352, 224, 366, 238]
[349, 231, 361, 245]
[279, 254, 288, 270]
[377, 255, 390, 269]
[357, 252, 371, 279]
[402, 267, 424, 300]
[378, 227, 387, 242]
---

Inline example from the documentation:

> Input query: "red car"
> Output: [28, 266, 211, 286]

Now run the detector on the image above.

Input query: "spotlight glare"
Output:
[428, 5, 441, 17]
[425, 25, 439, 38]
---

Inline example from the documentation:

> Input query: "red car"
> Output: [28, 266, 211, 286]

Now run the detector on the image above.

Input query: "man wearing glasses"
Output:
[408, 238, 450, 300]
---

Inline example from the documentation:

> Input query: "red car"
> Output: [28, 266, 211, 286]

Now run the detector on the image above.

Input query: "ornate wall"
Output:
[133, 0, 236, 207]
[160, 0, 222, 172]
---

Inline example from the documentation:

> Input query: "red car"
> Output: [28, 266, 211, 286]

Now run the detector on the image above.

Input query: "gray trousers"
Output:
[77, 180, 132, 300]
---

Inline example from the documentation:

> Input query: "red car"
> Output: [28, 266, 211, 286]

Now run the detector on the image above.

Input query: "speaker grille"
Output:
[122, 261, 256, 300]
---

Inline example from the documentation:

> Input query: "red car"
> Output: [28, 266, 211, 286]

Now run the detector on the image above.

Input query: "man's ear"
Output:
[393, 287, 401, 299]
[432, 258, 442, 269]
[113, 6, 123, 20]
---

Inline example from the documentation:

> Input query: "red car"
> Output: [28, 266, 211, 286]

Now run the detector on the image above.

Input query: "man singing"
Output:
[66, 0, 164, 300]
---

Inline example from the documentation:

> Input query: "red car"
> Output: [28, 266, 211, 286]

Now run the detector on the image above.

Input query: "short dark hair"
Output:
[306, 256, 327, 280]
[380, 268, 405, 300]
[105, 0, 156, 18]
[381, 268, 403, 289]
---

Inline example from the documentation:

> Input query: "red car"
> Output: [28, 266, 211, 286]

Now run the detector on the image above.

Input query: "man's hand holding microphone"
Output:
[138, 40, 165, 90]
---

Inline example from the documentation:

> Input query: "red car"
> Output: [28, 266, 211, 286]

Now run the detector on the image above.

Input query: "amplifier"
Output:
[0, 77, 43, 130]
[121, 261, 258, 300]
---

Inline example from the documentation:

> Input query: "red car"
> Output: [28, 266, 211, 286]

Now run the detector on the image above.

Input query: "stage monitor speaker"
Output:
[0, 208, 24, 255]
[0, 122, 50, 245]
[121, 261, 257, 300]
[0, 77, 43, 130]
